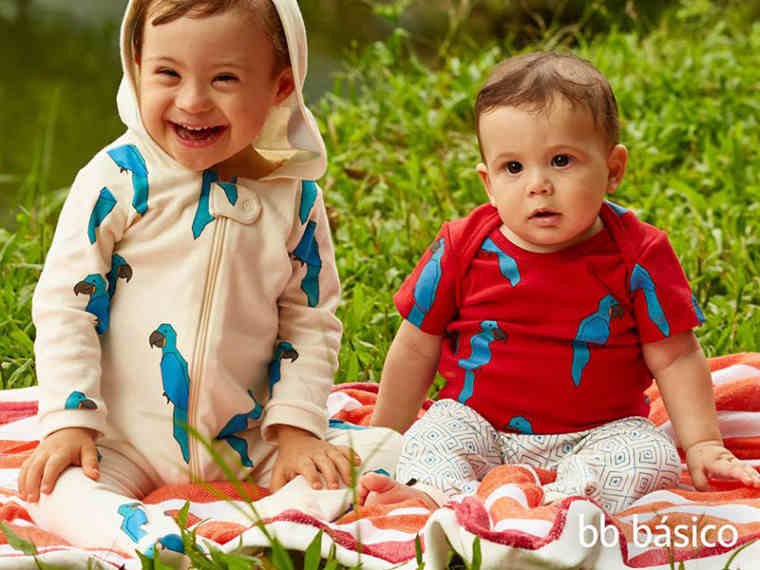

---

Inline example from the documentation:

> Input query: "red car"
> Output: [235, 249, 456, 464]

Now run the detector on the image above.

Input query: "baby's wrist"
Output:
[273, 424, 316, 445]
[48, 426, 97, 439]
[684, 439, 724, 454]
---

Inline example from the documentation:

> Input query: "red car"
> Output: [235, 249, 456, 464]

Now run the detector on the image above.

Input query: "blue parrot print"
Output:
[142, 533, 185, 558]
[106, 254, 133, 301]
[457, 320, 507, 405]
[64, 391, 97, 410]
[605, 200, 629, 216]
[74, 274, 110, 335]
[480, 237, 521, 286]
[692, 294, 706, 324]
[267, 341, 299, 395]
[215, 390, 263, 467]
[192, 170, 238, 239]
[87, 188, 117, 245]
[118, 502, 149, 543]
[107, 144, 149, 215]
[299, 180, 318, 224]
[149, 324, 191, 463]
[505, 416, 533, 434]
[630, 264, 670, 337]
[292, 220, 322, 307]
[408, 238, 445, 328]
[571, 294, 624, 386]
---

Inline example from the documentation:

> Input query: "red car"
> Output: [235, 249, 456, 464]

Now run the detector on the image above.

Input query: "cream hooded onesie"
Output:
[29, 0, 400, 549]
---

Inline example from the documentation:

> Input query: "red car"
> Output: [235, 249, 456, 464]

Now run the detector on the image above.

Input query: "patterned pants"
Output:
[396, 399, 681, 513]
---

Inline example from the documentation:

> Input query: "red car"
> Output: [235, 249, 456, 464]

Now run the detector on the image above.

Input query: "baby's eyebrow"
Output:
[490, 151, 521, 163]
[142, 55, 180, 65]
[211, 61, 247, 71]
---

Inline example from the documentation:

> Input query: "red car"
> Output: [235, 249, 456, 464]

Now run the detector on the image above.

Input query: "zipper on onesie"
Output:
[188, 216, 228, 480]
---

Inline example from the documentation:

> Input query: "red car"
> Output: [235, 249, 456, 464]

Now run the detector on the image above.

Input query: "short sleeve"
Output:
[393, 223, 458, 335]
[629, 230, 705, 343]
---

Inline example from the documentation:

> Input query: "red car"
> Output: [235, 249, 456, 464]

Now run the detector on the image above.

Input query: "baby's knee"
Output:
[27, 465, 92, 526]
[333, 425, 403, 474]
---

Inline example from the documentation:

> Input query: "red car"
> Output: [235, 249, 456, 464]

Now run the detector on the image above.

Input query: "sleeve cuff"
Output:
[261, 400, 328, 443]
[38, 410, 107, 440]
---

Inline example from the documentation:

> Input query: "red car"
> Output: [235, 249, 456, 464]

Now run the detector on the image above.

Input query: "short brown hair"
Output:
[128, 0, 290, 75]
[475, 52, 619, 155]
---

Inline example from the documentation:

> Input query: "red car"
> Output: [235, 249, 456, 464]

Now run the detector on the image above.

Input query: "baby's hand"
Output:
[270, 425, 359, 491]
[358, 472, 438, 509]
[685, 440, 760, 490]
[18, 427, 99, 502]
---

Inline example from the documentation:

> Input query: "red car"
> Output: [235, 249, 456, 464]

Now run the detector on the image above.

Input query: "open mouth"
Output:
[529, 208, 561, 225]
[530, 209, 560, 219]
[170, 122, 227, 146]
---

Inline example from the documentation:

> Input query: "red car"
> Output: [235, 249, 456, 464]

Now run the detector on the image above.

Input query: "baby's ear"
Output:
[606, 144, 628, 193]
[132, 41, 142, 67]
[476, 163, 496, 206]
[273, 67, 295, 104]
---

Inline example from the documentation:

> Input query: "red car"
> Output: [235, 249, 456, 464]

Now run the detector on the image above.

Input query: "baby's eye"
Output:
[551, 154, 572, 167]
[214, 74, 239, 83]
[505, 161, 523, 174]
[156, 67, 179, 78]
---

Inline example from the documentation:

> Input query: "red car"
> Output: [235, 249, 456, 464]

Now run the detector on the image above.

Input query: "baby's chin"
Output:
[170, 154, 219, 173]
[161, 139, 267, 178]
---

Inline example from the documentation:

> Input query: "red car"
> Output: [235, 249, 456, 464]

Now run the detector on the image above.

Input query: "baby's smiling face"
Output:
[136, 5, 293, 173]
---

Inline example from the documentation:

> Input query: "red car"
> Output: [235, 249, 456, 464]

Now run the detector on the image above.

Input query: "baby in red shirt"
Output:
[359, 51, 760, 513]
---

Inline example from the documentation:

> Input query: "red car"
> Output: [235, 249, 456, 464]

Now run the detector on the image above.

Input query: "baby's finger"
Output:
[312, 454, 340, 489]
[704, 459, 737, 480]
[734, 463, 760, 486]
[81, 443, 100, 480]
[328, 448, 354, 486]
[335, 445, 361, 465]
[17, 459, 29, 498]
[17, 457, 33, 499]
[356, 476, 371, 505]
[40, 453, 70, 496]
[298, 459, 323, 489]
[690, 465, 710, 491]
[270, 464, 287, 492]
[351, 449, 361, 465]
[20, 456, 45, 502]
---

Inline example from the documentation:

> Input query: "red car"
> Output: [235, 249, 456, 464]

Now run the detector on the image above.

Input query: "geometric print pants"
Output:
[396, 399, 682, 513]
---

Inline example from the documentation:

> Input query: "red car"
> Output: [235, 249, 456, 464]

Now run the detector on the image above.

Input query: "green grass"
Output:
[1, 2, 756, 388]
[0, 1, 757, 568]
[320, 2, 759, 383]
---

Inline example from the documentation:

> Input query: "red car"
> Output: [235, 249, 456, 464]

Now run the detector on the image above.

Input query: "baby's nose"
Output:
[526, 173, 554, 195]
[176, 83, 213, 114]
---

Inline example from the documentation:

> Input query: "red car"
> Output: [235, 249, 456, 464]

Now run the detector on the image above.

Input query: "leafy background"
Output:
[0, 0, 757, 392]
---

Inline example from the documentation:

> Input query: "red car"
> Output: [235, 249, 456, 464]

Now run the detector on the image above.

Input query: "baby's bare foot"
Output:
[358, 472, 437, 508]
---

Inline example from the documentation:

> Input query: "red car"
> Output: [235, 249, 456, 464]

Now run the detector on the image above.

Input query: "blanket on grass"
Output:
[0, 353, 757, 569]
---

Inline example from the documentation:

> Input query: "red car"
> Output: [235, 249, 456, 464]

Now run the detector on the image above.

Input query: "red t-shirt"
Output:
[394, 202, 704, 434]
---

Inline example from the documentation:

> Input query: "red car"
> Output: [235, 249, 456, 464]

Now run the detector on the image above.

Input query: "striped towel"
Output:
[0, 353, 757, 568]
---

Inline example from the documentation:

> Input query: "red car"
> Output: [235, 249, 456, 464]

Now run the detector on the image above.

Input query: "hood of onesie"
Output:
[115, 0, 326, 181]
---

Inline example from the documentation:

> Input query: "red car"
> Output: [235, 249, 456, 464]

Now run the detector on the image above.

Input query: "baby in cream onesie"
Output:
[19, 0, 400, 560]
